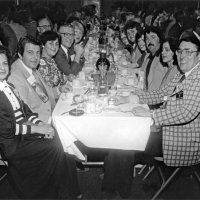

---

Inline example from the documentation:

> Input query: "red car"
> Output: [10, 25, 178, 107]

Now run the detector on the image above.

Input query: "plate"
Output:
[117, 91, 130, 97]
[104, 105, 120, 112]
[124, 80, 138, 86]
[69, 109, 84, 116]
[72, 83, 87, 89]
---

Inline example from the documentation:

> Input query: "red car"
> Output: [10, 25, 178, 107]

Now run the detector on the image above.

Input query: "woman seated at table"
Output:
[38, 31, 67, 90]
[0, 45, 81, 199]
[124, 20, 142, 63]
[159, 37, 179, 88]
[128, 28, 149, 71]
[71, 20, 86, 45]
[131, 35, 179, 91]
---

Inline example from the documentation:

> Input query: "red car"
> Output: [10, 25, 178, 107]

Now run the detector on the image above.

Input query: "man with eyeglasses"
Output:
[102, 32, 200, 198]
[55, 22, 84, 76]
[37, 16, 52, 37]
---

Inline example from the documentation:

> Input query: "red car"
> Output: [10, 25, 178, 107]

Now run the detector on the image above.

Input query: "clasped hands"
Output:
[59, 82, 72, 93]
[30, 122, 55, 139]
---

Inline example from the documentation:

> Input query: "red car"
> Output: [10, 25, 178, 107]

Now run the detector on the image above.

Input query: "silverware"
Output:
[61, 110, 70, 115]
[84, 88, 91, 95]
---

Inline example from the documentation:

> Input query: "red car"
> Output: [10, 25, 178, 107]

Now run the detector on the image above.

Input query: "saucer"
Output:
[123, 80, 137, 86]
[69, 109, 84, 116]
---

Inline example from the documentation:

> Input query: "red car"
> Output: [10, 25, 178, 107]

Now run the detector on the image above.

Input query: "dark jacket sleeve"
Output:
[54, 48, 83, 76]
[0, 107, 14, 139]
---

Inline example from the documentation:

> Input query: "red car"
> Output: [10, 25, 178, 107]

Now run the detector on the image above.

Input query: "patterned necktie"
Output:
[32, 70, 49, 103]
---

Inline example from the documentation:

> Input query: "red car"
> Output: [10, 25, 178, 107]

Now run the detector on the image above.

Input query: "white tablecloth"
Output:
[52, 94, 152, 160]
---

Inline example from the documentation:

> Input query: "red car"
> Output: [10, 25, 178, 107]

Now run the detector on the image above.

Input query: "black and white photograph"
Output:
[0, 0, 200, 199]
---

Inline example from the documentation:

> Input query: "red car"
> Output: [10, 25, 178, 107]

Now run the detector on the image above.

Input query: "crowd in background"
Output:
[0, 1, 200, 59]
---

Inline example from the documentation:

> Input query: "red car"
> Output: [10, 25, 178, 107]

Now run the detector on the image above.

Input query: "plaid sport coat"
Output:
[139, 64, 200, 166]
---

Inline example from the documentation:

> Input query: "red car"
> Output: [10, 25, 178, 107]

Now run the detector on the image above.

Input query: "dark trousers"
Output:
[102, 130, 162, 198]
[7, 134, 80, 199]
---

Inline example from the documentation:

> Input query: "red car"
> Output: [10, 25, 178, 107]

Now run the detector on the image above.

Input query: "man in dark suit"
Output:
[55, 22, 84, 76]
[168, 10, 185, 40]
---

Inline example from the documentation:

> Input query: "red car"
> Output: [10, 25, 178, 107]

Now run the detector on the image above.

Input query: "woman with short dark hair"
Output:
[38, 31, 66, 90]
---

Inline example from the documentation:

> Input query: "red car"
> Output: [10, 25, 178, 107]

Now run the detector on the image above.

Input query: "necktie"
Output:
[32, 70, 49, 103]
[68, 50, 72, 64]
[145, 54, 155, 90]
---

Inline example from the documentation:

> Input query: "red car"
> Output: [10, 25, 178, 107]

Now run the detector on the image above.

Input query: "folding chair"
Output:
[142, 157, 200, 200]
[82, 154, 104, 166]
[0, 153, 8, 182]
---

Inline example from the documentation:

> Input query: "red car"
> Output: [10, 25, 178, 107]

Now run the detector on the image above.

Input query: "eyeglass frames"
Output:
[176, 49, 198, 57]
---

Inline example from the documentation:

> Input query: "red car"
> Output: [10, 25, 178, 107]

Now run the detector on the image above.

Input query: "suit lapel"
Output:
[59, 47, 70, 63]
[148, 57, 160, 86]
[13, 59, 30, 80]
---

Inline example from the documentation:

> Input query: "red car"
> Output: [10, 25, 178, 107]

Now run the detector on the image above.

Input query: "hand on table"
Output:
[129, 93, 140, 104]
[67, 74, 76, 82]
[150, 124, 161, 132]
[59, 83, 72, 93]
[132, 106, 151, 117]
[114, 96, 129, 105]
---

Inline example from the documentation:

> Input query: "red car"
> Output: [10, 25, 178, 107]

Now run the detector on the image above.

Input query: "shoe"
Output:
[99, 173, 104, 180]
[76, 193, 83, 199]
[76, 167, 89, 172]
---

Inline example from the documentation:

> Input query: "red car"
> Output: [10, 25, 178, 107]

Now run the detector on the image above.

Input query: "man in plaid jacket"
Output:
[132, 32, 200, 167]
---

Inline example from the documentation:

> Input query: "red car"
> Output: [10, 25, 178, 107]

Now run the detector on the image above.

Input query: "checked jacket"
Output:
[138, 64, 200, 166]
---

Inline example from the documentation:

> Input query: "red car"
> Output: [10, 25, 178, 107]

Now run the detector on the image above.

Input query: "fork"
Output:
[61, 110, 70, 115]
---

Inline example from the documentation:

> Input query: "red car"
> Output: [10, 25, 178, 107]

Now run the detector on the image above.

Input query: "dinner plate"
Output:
[72, 83, 88, 89]
[123, 81, 137, 86]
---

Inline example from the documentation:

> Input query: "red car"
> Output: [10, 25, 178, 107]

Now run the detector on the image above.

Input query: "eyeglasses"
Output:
[38, 25, 51, 29]
[59, 32, 75, 37]
[176, 49, 198, 56]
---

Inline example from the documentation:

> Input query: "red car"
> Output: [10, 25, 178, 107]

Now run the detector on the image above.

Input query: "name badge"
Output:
[176, 90, 183, 99]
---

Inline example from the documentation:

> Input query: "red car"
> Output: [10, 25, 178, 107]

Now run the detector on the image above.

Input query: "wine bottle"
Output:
[96, 52, 110, 71]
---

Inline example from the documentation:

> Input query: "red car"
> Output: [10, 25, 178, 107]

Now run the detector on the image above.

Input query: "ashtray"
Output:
[69, 109, 84, 116]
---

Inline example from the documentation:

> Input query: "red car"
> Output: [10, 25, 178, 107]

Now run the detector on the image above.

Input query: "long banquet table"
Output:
[52, 92, 152, 160]
[52, 46, 152, 161]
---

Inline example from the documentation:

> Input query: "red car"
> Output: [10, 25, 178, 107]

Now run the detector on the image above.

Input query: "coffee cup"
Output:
[127, 78, 134, 85]
[61, 92, 74, 103]
[79, 71, 85, 80]
[72, 79, 81, 88]
[121, 69, 128, 76]
[85, 102, 96, 113]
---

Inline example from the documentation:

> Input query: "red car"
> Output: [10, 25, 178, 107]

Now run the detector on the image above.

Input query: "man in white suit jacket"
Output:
[8, 36, 58, 123]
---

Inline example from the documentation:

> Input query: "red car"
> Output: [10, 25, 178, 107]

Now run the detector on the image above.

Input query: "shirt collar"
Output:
[185, 63, 200, 77]
[19, 59, 33, 75]
[61, 45, 69, 56]
[148, 49, 160, 59]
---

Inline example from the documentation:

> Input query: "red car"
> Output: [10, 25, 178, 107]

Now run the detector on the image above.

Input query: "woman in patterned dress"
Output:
[38, 31, 67, 90]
